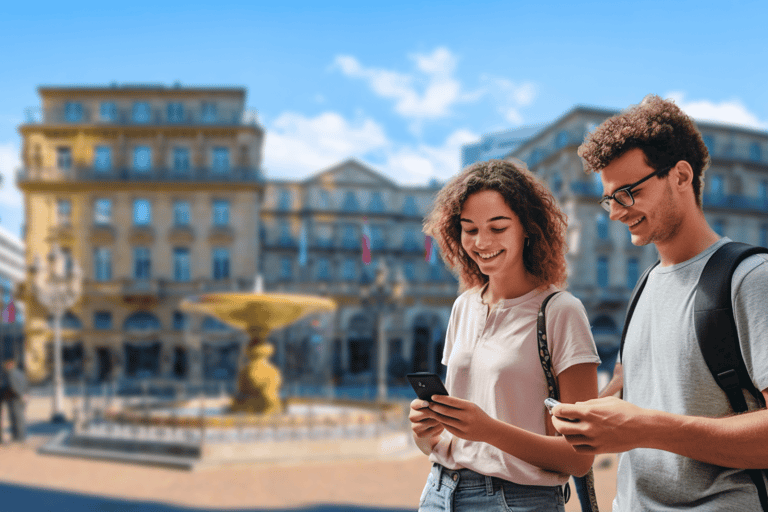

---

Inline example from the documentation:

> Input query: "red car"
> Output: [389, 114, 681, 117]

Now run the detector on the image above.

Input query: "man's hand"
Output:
[427, 395, 495, 443]
[551, 396, 651, 454]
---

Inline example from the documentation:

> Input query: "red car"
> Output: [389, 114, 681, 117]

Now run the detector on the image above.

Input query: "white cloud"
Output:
[480, 75, 538, 125]
[263, 111, 389, 179]
[666, 92, 766, 129]
[333, 48, 478, 122]
[380, 128, 479, 185]
[0, 143, 23, 208]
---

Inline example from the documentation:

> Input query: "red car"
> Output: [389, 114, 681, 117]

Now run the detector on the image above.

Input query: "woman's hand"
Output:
[410, 398, 444, 439]
[427, 395, 496, 443]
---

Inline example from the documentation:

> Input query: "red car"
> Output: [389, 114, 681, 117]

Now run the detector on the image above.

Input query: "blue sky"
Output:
[1, 0, 766, 239]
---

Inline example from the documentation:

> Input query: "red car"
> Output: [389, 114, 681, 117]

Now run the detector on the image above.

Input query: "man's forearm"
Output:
[643, 408, 768, 469]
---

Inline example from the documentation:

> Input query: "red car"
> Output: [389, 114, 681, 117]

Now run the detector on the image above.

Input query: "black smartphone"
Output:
[406, 372, 449, 401]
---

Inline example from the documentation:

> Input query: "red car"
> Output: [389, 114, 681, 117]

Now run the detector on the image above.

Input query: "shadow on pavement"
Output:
[0, 481, 413, 512]
[27, 420, 73, 436]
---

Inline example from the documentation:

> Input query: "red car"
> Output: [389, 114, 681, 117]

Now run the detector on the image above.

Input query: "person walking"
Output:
[1, 358, 28, 443]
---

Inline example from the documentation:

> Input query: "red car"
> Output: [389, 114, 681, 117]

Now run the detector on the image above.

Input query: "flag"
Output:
[298, 223, 308, 267]
[425, 235, 438, 265]
[361, 217, 372, 265]
[2, 297, 15, 323]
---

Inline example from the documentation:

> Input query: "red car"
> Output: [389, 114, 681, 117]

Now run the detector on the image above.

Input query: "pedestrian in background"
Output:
[1, 358, 28, 443]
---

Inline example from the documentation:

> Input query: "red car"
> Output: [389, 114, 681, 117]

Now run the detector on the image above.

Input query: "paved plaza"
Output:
[0, 395, 617, 511]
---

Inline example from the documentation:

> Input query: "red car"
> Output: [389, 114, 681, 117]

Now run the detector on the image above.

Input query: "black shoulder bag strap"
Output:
[694, 241, 768, 511]
[537, 291, 599, 512]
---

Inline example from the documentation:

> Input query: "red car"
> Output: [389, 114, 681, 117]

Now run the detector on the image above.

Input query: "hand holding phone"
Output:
[407, 372, 449, 402]
[544, 397, 578, 422]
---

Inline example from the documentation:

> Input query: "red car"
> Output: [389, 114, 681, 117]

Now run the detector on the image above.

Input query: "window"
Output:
[279, 220, 293, 246]
[212, 248, 230, 280]
[173, 147, 190, 173]
[341, 259, 356, 280]
[750, 142, 762, 162]
[212, 147, 230, 173]
[133, 146, 151, 172]
[597, 256, 609, 288]
[94, 311, 112, 330]
[173, 201, 190, 226]
[280, 257, 293, 279]
[132, 102, 151, 123]
[315, 257, 331, 281]
[94, 146, 112, 171]
[342, 191, 359, 212]
[57, 147, 72, 170]
[201, 102, 217, 123]
[278, 189, 291, 211]
[402, 227, 420, 250]
[167, 102, 184, 123]
[710, 174, 724, 198]
[172, 311, 187, 331]
[64, 102, 83, 122]
[94, 247, 112, 281]
[404, 261, 416, 281]
[550, 172, 563, 194]
[342, 224, 357, 249]
[555, 130, 569, 149]
[318, 189, 330, 209]
[57, 199, 71, 225]
[133, 247, 151, 280]
[703, 135, 715, 152]
[212, 200, 229, 226]
[132, 199, 151, 226]
[761, 224, 768, 247]
[760, 180, 768, 202]
[369, 192, 385, 212]
[173, 248, 191, 282]
[429, 264, 442, 282]
[627, 258, 639, 289]
[370, 225, 385, 250]
[100, 102, 117, 122]
[596, 212, 609, 239]
[94, 198, 112, 225]
[402, 196, 418, 216]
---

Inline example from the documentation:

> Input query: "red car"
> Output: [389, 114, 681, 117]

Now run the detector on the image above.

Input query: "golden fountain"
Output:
[180, 292, 336, 414]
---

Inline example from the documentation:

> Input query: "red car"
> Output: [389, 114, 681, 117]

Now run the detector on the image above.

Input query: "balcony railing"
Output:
[23, 106, 261, 127]
[703, 193, 768, 212]
[18, 166, 263, 184]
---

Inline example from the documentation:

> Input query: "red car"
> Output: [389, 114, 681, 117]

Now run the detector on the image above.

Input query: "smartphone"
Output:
[407, 372, 449, 401]
[544, 398, 578, 422]
[544, 397, 561, 414]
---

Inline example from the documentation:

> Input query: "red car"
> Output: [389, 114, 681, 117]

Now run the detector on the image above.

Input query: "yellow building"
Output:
[18, 84, 264, 384]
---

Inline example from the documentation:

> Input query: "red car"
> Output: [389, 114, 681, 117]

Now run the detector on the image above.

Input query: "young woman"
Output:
[411, 159, 600, 512]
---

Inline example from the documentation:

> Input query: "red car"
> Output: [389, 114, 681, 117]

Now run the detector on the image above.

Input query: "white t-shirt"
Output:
[429, 284, 600, 486]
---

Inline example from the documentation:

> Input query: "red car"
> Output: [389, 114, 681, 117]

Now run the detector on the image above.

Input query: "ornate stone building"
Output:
[17, 84, 264, 384]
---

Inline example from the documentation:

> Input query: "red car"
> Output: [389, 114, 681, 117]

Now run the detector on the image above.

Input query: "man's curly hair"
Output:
[423, 159, 568, 291]
[578, 95, 710, 207]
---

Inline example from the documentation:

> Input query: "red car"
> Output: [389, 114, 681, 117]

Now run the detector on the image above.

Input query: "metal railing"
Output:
[23, 106, 261, 127]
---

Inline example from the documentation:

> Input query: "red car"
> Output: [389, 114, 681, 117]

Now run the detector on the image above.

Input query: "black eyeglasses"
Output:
[599, 167, 671, 212]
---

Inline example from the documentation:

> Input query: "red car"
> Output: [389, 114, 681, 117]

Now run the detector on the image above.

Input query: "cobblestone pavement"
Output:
[0, 396, 617, 512]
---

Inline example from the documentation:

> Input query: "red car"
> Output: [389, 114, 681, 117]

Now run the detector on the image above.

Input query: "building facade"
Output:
[18, 84, 265, 384]
[260, 159, 457, 386]
[490, 106, 768, 353]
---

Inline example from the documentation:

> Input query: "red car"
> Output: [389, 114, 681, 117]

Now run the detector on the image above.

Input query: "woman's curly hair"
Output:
[578, 94, 710, 207]
[424, 159, 568, 291]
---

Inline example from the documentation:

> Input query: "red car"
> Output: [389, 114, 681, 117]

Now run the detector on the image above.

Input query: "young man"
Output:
[551, 95, 768, 510]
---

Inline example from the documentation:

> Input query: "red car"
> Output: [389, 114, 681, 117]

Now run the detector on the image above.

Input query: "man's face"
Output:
[600, 148, 682, 247]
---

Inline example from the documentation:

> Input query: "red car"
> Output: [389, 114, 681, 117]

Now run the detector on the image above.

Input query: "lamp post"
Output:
[361, 260, 406, 402]
[30, 245, 82, 423]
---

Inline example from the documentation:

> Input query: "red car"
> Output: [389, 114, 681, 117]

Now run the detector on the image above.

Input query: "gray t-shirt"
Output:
[615, 238, 768, 511]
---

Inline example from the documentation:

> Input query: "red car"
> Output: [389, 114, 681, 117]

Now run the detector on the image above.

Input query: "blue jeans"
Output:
[419, 464, 566, 512]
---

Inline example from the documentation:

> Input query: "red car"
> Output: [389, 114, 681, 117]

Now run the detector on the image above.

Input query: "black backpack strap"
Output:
[619, 260, 660, 362]
[537, 291, 599, 512]
[694, 242, 768, 511]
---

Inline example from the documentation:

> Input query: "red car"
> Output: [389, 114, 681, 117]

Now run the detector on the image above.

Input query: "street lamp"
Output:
[30, 245, 82, 423]
[360, 260, 407, 401]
